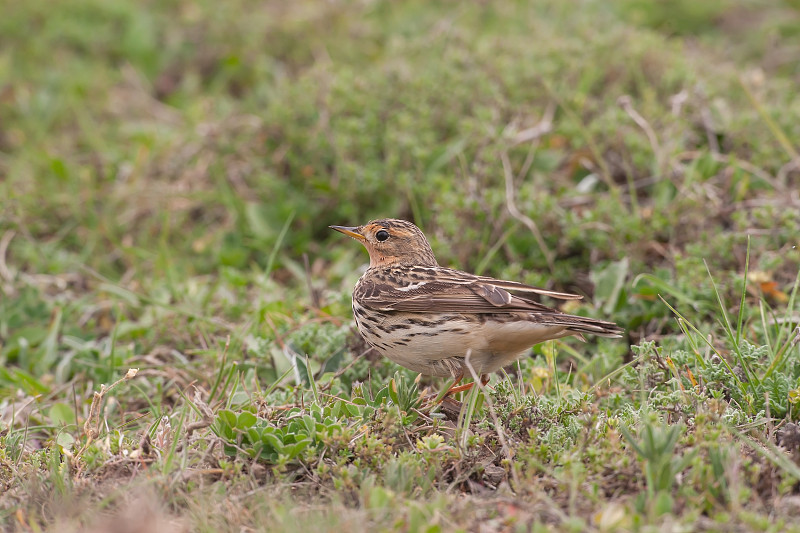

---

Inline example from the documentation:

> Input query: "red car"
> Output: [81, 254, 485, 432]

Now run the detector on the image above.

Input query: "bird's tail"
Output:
[554, 314, 625, 339]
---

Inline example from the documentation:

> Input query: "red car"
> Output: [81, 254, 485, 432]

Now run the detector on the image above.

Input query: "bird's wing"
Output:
[355, 268, 576, 314]
[472, 274, 583, 300]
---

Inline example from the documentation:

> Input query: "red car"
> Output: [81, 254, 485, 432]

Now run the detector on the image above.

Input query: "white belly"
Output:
[353, 301, 570, 377]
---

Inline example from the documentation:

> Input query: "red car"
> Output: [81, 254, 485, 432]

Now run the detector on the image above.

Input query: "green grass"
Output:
[2, 0, 800, 530]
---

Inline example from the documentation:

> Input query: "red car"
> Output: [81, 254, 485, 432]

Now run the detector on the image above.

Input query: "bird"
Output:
[330, 218, 623, 394]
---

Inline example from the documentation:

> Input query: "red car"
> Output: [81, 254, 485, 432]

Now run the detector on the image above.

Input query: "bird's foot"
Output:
[441, 374, 491, 397]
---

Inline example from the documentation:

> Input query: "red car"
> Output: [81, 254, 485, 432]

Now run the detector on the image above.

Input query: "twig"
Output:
[509, 103, 555, 146]
[516, 104, 556, 184]
[765, 392, 773, 444]
[776, 158, 800, 190]
[463, 352, 521, 491]
[618, 95, 664, 174]
[0, 230, 15, 284]
[185, 387, 215, 437]
[699, 106, 721, 155]
[76, 368, 139, 458]
[501, 151, 555, 273]
[670, 89, 688, 116]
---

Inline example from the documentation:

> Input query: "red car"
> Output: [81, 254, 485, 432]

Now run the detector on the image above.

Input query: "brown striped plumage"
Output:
[331, 219, 623, 385]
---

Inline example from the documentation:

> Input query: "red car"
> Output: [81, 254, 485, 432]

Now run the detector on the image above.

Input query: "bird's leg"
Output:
[445, 379, 474, 395]
[440, 371, 463, 397]
[444, 373, 490, 396]
[422, 372, 491, 418]
[426, 370, 465, 404]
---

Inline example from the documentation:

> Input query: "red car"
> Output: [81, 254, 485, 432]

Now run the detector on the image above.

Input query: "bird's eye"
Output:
[375, 230, 390, 242]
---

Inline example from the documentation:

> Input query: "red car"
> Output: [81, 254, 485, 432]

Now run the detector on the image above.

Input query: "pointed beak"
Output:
[329, 225, 365, 241]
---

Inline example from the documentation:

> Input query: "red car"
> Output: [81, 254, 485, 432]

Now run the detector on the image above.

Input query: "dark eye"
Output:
[375, 230, 390, 242]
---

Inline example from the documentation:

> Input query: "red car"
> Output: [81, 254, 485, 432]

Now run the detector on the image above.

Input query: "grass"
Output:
[1, 0, 800, 530]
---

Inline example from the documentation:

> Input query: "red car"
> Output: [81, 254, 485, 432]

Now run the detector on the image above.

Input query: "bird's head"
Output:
[330, 218, 438, 268]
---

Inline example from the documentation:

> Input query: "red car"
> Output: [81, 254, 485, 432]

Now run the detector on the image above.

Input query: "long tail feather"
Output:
[549, 314, 624, 338]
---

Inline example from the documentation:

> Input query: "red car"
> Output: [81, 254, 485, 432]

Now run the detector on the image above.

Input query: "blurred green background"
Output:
[3, 0, 797, 283]
[2, 0, 800, 393]
[1, 0, 800, 528]
[2, 0, 800, 400]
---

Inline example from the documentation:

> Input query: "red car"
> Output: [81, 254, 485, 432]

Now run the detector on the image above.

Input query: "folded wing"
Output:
[355, 267, 580, 314]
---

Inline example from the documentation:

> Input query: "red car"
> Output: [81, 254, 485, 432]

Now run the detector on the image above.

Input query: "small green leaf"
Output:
[218, 410, 237, 429]
[236, 411, 257, 430]
[653, 491, 674, 516]
[302, 415, 317, 437]
[263, 432, 284, 453]
[56, 432, 75, 452]
[246, 427, 262, 443]
[284, 438, 311, 459]
[49, 403, 76, 426]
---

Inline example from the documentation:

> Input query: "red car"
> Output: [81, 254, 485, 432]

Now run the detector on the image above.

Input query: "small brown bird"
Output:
[331, 219, 623, 393]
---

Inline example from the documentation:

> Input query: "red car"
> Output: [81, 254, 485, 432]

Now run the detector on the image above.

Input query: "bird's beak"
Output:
[329, 225, 365, 241]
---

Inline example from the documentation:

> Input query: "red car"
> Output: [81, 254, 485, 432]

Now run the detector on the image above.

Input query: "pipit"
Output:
[331, 219, 623, 393]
